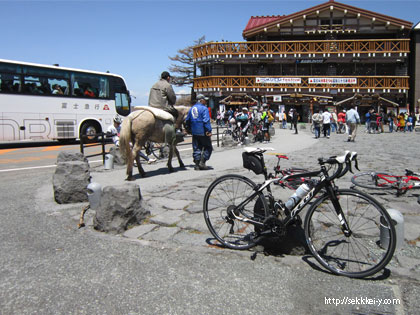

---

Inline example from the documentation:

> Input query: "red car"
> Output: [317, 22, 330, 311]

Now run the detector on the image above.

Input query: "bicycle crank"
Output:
[263, 216, 287, 237]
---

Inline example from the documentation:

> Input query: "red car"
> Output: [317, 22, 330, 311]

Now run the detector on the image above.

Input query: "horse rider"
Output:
[148, 71, 184, 136]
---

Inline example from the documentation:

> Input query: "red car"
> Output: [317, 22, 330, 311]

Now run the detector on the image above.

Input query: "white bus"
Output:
[0, 59, 131, 142]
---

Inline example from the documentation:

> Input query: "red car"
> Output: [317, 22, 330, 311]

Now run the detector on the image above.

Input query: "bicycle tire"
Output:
[351, 172, 396, 190]
[150, 142, 169, 160]
[304, 189, 396, 278]
[203, 174, 270, 250]
[222, 129, 231, 139]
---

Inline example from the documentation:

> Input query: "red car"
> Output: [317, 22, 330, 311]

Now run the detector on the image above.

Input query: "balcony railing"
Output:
[193, 39, 410, 59]
[194, 76, 409, 92]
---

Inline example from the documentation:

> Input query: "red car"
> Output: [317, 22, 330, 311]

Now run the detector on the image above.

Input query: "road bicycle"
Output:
[203, 149, 396, 278]
[222, 122, 247, 144]
[351, 169, 420, 196]
[250, 121, 264, 143]
[310, 123, 324, 136]
[337, 121, 346, 134]
[144, 141, 169, 160]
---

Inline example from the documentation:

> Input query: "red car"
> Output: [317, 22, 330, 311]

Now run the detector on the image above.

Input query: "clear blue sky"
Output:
[1, 0, 419, 106]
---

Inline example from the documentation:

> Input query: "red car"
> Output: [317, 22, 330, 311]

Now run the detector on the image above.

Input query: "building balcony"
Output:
[193, 39, 410, 61]
[193, 75, 409, 94]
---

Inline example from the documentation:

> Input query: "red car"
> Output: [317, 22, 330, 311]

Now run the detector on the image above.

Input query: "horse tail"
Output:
[119, 113, 133, 162]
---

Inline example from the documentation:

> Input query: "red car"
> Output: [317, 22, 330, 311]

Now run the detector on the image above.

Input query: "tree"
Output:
[168, 36, 206, 90]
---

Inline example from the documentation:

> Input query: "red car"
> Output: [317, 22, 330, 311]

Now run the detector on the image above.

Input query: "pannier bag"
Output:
[242, 152, 264, 175]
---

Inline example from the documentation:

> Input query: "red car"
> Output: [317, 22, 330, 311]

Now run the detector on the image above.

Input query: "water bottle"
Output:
[285, 183, 311, 210]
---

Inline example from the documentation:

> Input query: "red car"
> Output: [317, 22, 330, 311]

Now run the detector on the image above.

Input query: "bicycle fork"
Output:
[326, 185, 352, 237]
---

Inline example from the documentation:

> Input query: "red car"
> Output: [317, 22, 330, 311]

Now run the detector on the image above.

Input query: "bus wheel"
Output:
[80, 122, 100, 143]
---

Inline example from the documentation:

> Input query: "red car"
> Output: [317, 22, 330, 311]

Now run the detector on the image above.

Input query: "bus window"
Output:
[0, 73, 21, 93]
[72, 73, 108, 98]
[49, 78, 69, 95]
[23, 75, 50, 95]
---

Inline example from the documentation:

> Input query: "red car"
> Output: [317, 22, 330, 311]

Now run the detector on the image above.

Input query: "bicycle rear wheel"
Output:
[304, 189, 396, 278]
[351, 172, 396, 190]
[203, 174, 270, 250]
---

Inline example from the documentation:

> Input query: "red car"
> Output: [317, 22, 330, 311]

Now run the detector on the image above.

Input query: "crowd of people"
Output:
[216, 104, 276, 143]
[365, 108, 417, 133]
[215, 103, 417, 145]
[310, 106, 417, 142]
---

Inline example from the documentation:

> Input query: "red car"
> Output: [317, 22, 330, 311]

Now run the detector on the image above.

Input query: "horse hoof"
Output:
[126, 176, 135, 181]
[179, 163, 185, 168]
[168, 168, 174, 173]
[140, 172, 147, 178]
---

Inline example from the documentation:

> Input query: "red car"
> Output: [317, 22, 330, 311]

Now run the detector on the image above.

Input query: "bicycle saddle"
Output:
[244, 147, 274, 154]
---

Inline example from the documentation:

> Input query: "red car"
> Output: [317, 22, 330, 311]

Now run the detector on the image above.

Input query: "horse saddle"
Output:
[133, 106, 175, 123]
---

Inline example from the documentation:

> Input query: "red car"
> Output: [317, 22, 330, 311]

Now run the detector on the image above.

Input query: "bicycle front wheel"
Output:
[351, 172, 395, 190]
[203, 174, 270, 250]
[150, 142, 169, 159]
[304, 189, 396, 278]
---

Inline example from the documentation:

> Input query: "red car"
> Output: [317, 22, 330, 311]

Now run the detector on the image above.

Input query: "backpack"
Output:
[267, 111, 274, 123]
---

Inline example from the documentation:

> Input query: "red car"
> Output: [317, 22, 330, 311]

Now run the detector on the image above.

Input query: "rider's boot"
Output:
[199, 156, 209, 170]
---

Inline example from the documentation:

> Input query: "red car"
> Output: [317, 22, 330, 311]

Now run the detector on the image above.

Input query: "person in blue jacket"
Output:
[185, 94, 213, 170]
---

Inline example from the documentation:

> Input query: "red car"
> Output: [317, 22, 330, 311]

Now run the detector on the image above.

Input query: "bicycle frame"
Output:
[229, 165, 351, 236]
[376, 173, 420, 191]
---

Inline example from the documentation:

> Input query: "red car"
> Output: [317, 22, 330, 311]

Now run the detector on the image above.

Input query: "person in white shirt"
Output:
[107, 115, 122, 147]
[107, 115, 156, 164]
[345, 105, 361, 142]
[322, 109, 332, 138]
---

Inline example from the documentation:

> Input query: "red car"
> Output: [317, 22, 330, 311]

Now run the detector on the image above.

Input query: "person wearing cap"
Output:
[148, 71, 178, 120]
[185, 94, 213, 170]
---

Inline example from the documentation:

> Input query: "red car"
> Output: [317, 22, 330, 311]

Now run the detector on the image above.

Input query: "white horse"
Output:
[119, 105, 190, 180]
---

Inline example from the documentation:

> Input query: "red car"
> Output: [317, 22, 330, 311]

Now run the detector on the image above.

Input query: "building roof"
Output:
[244, 15, 285, 33]
[243, 0, 413, 38]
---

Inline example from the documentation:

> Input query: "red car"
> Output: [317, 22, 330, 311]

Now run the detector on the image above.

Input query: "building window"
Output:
[282, 64, 295, 75]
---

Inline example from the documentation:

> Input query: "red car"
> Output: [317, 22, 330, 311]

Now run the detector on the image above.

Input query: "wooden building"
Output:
[193, 0, 415, 121]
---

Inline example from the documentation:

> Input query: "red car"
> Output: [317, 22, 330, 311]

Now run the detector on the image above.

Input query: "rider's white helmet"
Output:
[113, 114, 122, 124]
